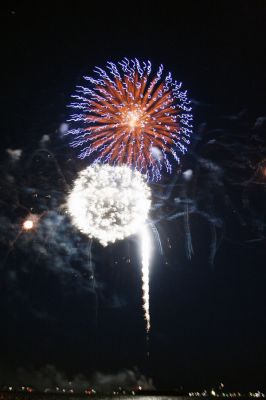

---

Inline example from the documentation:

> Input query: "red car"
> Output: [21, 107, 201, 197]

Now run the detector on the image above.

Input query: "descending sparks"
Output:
[67, 58, 193, 181]
[140, 224, 152, 332]
[67, 164, 151, 246]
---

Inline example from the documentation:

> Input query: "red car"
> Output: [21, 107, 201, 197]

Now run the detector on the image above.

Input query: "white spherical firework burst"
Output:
[67, 164, 151, 246]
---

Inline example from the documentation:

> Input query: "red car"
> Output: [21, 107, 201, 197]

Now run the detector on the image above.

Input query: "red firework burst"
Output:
[68, 58, 193, 180]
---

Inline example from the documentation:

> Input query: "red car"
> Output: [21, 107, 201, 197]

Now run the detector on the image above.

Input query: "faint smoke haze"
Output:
[5, 365, 155, 392]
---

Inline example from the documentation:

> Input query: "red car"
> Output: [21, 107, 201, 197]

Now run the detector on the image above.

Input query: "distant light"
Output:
[211, 390, 216, 396]
[22, 214, 39, 231]
[23, 219, 34, 230]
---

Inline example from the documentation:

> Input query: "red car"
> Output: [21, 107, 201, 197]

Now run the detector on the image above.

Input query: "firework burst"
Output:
[67, 58, 193, 181]
[67, 164, 151, 246]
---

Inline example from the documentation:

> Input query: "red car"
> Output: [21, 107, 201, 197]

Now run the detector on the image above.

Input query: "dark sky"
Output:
[0, 1, 266, 392]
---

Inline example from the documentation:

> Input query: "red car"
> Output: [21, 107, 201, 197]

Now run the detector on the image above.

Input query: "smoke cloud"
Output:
[4, 365, 154, 392]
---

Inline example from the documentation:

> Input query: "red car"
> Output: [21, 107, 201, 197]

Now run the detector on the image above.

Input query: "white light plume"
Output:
[140, 224, 152, 332]
[67, 164, 151, 246]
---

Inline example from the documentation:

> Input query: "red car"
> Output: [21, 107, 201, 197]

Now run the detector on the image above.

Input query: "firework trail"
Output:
[67, 58, 193, 181]
[139, 224, 152, 332]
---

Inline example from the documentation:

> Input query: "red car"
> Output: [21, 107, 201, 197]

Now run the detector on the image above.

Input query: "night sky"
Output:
[0, 2, 266, 392]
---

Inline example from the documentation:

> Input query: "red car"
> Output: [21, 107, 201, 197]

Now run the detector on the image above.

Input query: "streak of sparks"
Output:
[140, 224, 152, 332]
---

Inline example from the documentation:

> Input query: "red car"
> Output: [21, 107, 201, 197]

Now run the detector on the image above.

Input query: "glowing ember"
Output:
[22, 219, 34, 231]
